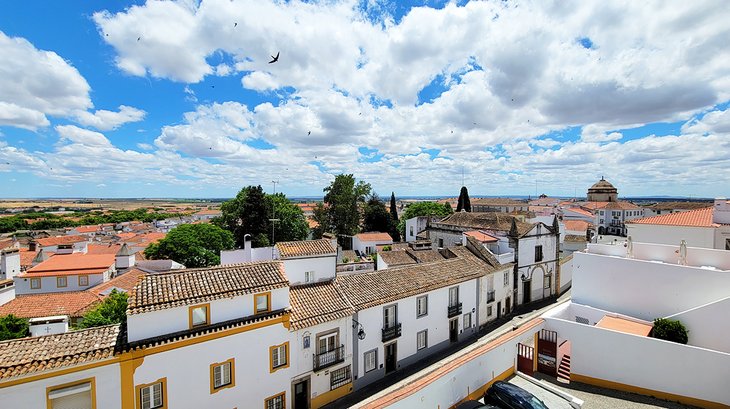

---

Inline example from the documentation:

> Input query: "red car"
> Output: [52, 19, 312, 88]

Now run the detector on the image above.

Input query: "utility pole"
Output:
[270, 180, 280, 258]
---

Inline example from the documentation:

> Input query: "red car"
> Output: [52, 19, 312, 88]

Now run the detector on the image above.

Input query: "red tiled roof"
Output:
[355, 232, 393, 242]
[276, 239, 336, 258]
[35, 235, 88, 247]
[564, 207, 594, 218]
[464, 230, 498, 243]
[307, 218, 319, 229]
[87, 243, 123, 255]
[596, 316, 652, 337]
[564, 220, 591, 232]
[195, 209, 221, 215]
[73, 225, 101, 233]
[0, 291, 101, 319]
[21, 253, 115, 277]
[92, 268, 146, 296]
[604, 201, 640, 210]
[581, 202, 609, 211]
[627, 206, 717, 228]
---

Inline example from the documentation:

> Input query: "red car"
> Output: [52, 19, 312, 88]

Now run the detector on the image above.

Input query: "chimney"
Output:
[713, 198, 730, 224]
[29, 240, 37, 252]
[56, 244, 74, 255]
[243, 234, 253, 261]
[115, 243, 135, 270]
[0, 248, 21, 280]
[32, 248, 50, 266]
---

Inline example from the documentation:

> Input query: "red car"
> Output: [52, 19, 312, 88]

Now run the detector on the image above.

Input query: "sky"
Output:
[1, 0, 729, 199]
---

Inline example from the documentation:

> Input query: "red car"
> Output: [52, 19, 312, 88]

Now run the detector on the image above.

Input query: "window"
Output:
[599, 211, 604, 215]
[438, 238, 444, 248]
[416, 295, 428, 317]
[330, 365, 351, 390]
[136, 378, 166, 409]
[364, 349, 377, 372]
[383, 304, 397, 328]
[304, 271, 314, 283]
[417, 330, 427, 350]
[254, 292, 271, 314]
[57, 276, 67, 288]
[47, 378, 95, 409]
[264, 392, 285, 409]
[270, 342, 289, 372]
[463, 313, 472, 329]
[318, 332, 338, 354]
[78, 275, 89, 286]
[726, 239, 730, 251]
[210, 358, 235, 393]
[30, 277, 41, 289]
[543, 274, 552, 289]
[487, 305, 493, 316]
[534, 245, 543, 262]
[600, 219, 604, 224]
[188, 304, 210, 328]
[448, 286, 459, 307]
[503, 271, 509, 287]
[409, 226, 414, 237]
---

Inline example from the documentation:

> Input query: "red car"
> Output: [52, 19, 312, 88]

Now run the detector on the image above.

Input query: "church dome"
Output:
[587, 177, 618, 202]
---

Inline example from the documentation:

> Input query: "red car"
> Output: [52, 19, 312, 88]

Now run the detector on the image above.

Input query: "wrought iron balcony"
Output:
[487, 290, 496, 303]
[313, 345, 345, 371]
[447, 302, 462, 318]
[381, 323, 402, 342]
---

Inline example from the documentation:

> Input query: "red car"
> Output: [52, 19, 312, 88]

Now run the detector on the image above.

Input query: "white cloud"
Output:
[241, 71, 279, 91]
[0, 31, 91, 130]
[75, 105, 146, 131]
[56, 125, 113, 147]
[681, 108, 730, 135]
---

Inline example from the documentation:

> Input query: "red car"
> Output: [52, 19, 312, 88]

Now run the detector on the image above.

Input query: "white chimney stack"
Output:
[1, 248, 21, 280]
[713, 198, 730, 225]
[115, 243, 135, 270]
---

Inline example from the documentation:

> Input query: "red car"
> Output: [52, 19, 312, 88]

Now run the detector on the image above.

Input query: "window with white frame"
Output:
[503, 271, 509, 287]
[78, 275, 89, 286]
[318, 332, 338, 354]
[211, 359, 234, 391]
[463, 313, 471, 329]
[448, 286, 459, 307]
[265, 392, 285, 409]
[304, 271, 314, 283]
[190, 304, 209, 327]
[416, 295, 428, 317]
[409, 226, 414, 237]
[271, 343, 288, 370]
[417, 330, 427, 350]
[364, 349, 377, 372]
[139, 381, 164, 409]
[383, 304, 397, 329]
[57, 276, 67, 288]
[30, 277, 41, 289]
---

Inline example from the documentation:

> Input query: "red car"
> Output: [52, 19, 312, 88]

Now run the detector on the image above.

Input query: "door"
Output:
[383, 305, 397, 329]
[505, 297, 511, 314]
[293, 379, 309, 409]
[385, 342, 397, 373]
[523, 280, 531, 304]
[449, 318, 458, 342]
[497, 301, 501, 319]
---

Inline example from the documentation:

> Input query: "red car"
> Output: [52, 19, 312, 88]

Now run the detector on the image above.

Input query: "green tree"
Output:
[396, 201, 453, 238]
[389, 192, 401, 242]
[77, 290, 128, 329]
[144, 223, 234, 268]
[217, 185, 271, 247]
[651, 318, 689, 344]
[456, 186, 471, 212]
[0, 314, 29, 341]
[363, 195, 392, 233]
[322, 174, 372, 238]
[269, 193, 309, 243]
[311, 202, 329, 239]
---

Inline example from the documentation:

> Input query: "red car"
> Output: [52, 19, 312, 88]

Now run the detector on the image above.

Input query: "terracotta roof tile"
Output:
[603, 201, 640, 210]
[378, 250, 417, 267]
[276, 239, 336, 259]
[355, 232, 394, 242]
[406, 249, 445, 263]
[35, 235, 88, 247]
[21, 253, 115, 277]
[433, 212, 533, 236]
[92, 268, 147, 296]
[0, 324, 120, 380]
[127, 261, 288, 314]
[73, 225, 101, 233]
[626, 206, 717, 227]
[646, 201, 713, 211]
[464, 230, 499, 242]
[564, 220, 591, 232]
[471, 198, 526, 206]
[87, 243, 123, 255]
[0, 291, 101, 319]
[564, 207, 595, 218]
[289, 281, 354, 331]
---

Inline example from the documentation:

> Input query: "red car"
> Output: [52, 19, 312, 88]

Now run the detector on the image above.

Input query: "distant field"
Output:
[0, 199, 221, 211]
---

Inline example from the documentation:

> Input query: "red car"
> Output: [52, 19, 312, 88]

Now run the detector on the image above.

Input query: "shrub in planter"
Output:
[651, 318, 688, 344]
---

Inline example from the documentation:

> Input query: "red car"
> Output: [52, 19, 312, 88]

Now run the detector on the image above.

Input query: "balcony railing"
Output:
[381, 323, 402, 342]
[448, 302, 462, 318]
[487, 291, 495, 303]
[313, 345, 345, 371]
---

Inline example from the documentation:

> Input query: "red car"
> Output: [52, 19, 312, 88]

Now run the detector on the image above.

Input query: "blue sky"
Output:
[1, 0, 729, 198]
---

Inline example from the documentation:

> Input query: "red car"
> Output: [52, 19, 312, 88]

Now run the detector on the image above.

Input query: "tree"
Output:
[396, 201, 453, 237]
[269, 193, 309, 243]
[389, 192, 401, 242]
[322, 174, 371, 238]
[456, 186, 471, 212]
[0, 314, 29, 341]
[311, 202, 329, 239]
[144, 223, 234, 268]
[363, 195, 392, 233]
[651, 318, 689, 344]
[77, 290, 128, 329]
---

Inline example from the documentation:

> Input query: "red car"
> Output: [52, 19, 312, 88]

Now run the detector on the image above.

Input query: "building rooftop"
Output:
[627, 206, 718, 227]
[471, 198, 526, 206]
[604, 201, 640, 210]
[355, 232, 394, 242]
[645, 201, 713, 211]
[378, 250, 417, 267]
[564, 220, 591, 232]
[21, 253, 116, 277]
[92, 268, 146, 297]
[588, 177, 617, 192]
[276, 239, 337, 259]
[0, 324, 120, 380]
[463, 230, 499, 242]
[0, 291, 100, 319]
[564, 207, 595, 217]
[595, 316, 652, 337]
[34, 235, 88, 247]
[127, 260, 288, 314]
[289, 281, 354, 331]
[433, 212, 533, 236]
[407, 249, 445, 263]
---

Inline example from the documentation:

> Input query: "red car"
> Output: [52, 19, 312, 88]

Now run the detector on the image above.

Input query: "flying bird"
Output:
[307, 131, 311, 136]
[269, 52, 280, 64]
[234, 22, 238, 27]
[137, 36, 141, 41]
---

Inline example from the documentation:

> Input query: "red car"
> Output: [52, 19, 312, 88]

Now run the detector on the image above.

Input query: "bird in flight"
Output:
[269, 52, 280, 64]
[137, 36, 141, 41]
[307, 131, 311, 136]
[234, 22, 238, 28]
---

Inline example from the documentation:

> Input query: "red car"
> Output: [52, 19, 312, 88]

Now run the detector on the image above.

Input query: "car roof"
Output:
[455, 401, 500, 409]
[491, 381, 538, 400]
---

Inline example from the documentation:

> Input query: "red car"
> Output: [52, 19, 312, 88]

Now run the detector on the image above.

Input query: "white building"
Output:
[31, 235, 89, 253]
[404, 216, 439, 242]
[641, 201, 713, 217]
[626, 198, 730, 250]
[13, 252, 117, 295]
[352, 232, 393, 255]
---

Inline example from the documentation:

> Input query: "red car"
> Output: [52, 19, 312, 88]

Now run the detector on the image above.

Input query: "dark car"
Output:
[484, 381, 549, 409]
[455, 400, 501, 409]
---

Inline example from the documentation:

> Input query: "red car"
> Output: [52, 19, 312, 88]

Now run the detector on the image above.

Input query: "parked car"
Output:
[455, 400, 501, 409]
[484, 381, 549, 409]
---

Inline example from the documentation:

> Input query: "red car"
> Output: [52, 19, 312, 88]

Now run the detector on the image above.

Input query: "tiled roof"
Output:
[339, 250, 359, 263]
[127, 232, 166, 246]
[646, 201, 713, 211]
[564, 220, 591, 232]
[127, 261, 288, 314]
[0, 324, 120, 380]
[626, 206, 717, 227]
[580, 202, 608, 211]
[195, 209, 221, 215]
[87, 243, 123, 255]
[378, 250, 417, 267]
[0, 291, 101, 319]
[433, 212, 533, 236]
[407, 249, 445, 263]
[276, 239, 336, 259]
[461, 237, 503, 269]
[564, 207, 595, 218]
[564, 234, 586, 242]
[0, 239, 17, 250]
[464, 230, 499, 242]
[74, 225, 101, 233]
[289, 281, 354, 331]
[471, 198, 526, 206]
[35, 235, 88, 247]
[307, 218, 319, 229]
[355, 232, 393, 242]
[21, 253, 116, 277]
[18, 249, 52, 269]
[334, 249, 493, 310]
[92, 268, 146, 296]
[604, 201, 640, 210]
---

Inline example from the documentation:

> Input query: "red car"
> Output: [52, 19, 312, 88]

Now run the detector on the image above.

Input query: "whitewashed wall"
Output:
[14, 272, 105, 295]
[626, 224, 715, 249]
[666, 296, 730, 353]
[0, 284, 15, 306]
[282, 256, 336, 285]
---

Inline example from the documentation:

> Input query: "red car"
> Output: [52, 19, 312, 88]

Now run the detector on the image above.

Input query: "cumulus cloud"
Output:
[75, 105, 146, 131]
[0, 31, 91, 130]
